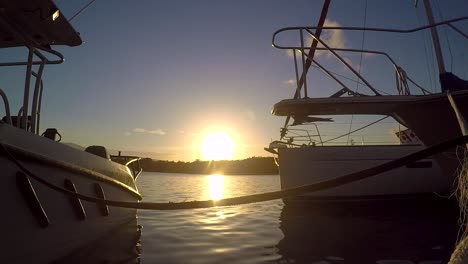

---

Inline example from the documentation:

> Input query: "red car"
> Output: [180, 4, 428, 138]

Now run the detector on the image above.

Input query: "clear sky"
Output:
[2, 0, 467, 161]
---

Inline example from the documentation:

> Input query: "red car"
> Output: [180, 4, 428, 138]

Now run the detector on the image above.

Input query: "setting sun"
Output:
[200, 132, 236, 160]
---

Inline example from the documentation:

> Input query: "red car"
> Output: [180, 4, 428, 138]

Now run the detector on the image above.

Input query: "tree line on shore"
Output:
[140, 156, 278, 175]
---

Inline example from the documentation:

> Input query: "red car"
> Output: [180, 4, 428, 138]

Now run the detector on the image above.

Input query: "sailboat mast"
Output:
[293, 0, 331, 99]
[422, 0, 446, 75]
[280, 0, 331, 139]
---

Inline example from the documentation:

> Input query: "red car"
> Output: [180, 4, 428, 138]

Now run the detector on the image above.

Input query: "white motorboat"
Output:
[267, 0, 468, 201]
[0, 0, 142, 262]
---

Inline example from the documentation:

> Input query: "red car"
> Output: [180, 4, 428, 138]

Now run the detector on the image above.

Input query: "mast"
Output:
[422, 0, 446, 75]
[294, 0, 331, 99]
[281, 0, 331, 139]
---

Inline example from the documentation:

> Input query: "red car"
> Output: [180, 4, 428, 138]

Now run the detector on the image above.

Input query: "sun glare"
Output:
[208, 174, 224, 201]
[200, 132, 235, 160]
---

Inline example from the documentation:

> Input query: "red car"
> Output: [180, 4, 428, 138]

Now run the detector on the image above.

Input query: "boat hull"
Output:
[273, 90, 468, 176]
[278, 145, 455, 201]
[0, 124, 141, 263]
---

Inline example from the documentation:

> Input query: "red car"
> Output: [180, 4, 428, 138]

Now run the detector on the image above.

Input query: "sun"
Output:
[200, 132, 236, 160]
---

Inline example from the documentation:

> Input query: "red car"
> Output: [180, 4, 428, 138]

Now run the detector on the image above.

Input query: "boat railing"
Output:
[110, 155, 143, 179]
[0, 5, 73, 135]
[282, 125, 323, 146]
[0, 89, 12, 125]
[274, 126, 402, 148]
[271, 16, 468, 99]
[272, 115, 411, 148]
[0, 46, 65, 134]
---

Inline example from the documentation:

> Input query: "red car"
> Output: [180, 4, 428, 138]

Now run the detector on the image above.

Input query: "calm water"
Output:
[72, 172, 462, 264]
[137, 172, 284, 264]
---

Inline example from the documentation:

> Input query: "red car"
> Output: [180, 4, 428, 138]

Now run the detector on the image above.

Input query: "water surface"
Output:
[137, 172, 283, 264]
[67, 172, 460, 263]
[135, 172, 460, 264]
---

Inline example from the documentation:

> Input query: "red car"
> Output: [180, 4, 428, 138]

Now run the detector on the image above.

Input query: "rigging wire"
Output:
[310, 64, 391, 95]
[433, 0, 454, 72]
[346, 0, 368, 145]
[416, 8, 436, 93]
[322, 116, 389, 144]
[311, 56, 430, 96]
[69, 0, 98, 22]
[355, 0, 368, 95]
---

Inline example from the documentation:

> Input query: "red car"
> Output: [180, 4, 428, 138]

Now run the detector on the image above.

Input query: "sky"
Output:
[1, 0, 467, 161]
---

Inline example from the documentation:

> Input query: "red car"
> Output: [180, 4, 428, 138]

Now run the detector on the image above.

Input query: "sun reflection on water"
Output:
[208, 174, 224, 201]
[216, 210, 226, 220]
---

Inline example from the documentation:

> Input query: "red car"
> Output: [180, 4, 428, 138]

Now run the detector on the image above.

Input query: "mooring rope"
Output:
[3, 135, 468, 210]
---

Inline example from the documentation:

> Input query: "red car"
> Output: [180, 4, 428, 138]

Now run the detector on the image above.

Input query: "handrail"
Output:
[0, 46, 64, 67]
[276, 34, 432, 95]
[278, 46, 398, 66]
[272, 16, 468, 98]
[125, 158, 140, 167]
[30, 63, 45, 134]
[31, 72, 44, 134]
[287, 124, 324, 146]
[21, 48, 34, 130]
[0, 14, 68, 133]
[0, 89, 12, 125]
[36, 76, 44, 133]
[0, 15, 65, 67]
[16, 107, 23, 127]
[274, 139, 402, 147]
[272, 16, 468, 43]
[281, 116, 391, 147]
[110, 155, 143, 179]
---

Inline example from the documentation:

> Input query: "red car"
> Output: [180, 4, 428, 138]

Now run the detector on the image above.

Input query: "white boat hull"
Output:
[278, 145, 456, 200]
[0, 124, 140, 263]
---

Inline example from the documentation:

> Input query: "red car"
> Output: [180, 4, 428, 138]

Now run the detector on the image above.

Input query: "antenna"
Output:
[69, 0, 98, 22]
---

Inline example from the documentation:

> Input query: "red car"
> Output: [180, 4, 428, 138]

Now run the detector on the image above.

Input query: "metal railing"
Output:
[275, 127, 402, 148]
[0, 14, 66, 134]
[110, 155, 143, 179]
[0, 89, 11, 125]
[273, 116, 401, 148]
[271, 16, 468, 99]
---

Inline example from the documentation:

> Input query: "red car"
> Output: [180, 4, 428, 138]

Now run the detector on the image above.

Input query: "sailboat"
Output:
[267, 0, 468, 201]
[0, 0, 142, 262]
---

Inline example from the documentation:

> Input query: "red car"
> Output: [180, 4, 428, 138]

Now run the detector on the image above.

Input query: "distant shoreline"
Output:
[140, 157, 278, 175]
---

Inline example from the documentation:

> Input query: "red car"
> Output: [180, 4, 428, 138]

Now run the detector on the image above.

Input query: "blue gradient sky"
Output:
[2, 0, 467, 161]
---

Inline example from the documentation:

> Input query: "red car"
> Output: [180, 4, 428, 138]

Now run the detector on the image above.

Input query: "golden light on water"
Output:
[215, 211, 226, 219]
[208, 174, 224, 201]
[200, 132, 235, 160]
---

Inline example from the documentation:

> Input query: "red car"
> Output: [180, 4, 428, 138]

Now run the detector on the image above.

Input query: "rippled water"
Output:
[73, 172, 461, 263]
[137, 172, 283, 264]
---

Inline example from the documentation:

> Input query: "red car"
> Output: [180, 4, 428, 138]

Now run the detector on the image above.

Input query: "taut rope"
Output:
[3, 135, 468, 210]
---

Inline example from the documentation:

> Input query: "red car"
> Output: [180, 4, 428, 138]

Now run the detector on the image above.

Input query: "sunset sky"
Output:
[2, 0, 467, 161]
